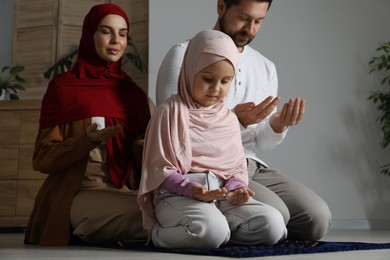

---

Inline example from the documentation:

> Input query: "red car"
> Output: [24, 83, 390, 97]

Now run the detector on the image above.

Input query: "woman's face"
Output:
[192, 59, 235, 107]
[93, 14, 128, 63]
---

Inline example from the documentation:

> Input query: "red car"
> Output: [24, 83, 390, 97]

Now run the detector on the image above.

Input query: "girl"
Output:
[138, 29, 287, 248]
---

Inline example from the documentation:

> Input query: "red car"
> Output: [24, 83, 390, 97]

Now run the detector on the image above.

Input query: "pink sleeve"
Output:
[224, 178, 247, 191]
[161, 171, 194, 198]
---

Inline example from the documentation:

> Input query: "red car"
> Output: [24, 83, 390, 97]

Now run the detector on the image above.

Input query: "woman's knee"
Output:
[71, 191, 146, 242]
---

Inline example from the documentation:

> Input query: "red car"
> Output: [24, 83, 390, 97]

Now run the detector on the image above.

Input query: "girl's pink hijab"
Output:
[138, 29, 247, 234]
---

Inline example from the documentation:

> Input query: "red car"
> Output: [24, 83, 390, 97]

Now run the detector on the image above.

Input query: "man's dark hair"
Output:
[223, 0, 273, 10]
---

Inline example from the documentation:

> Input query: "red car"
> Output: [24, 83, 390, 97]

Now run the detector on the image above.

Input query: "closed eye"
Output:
[202, 76, 214, 83]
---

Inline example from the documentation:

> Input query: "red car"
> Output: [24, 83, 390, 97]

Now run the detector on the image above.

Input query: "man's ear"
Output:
[217, 0, 226, 16]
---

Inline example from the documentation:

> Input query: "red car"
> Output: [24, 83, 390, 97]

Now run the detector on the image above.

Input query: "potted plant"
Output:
[0, 65, 26, 100]
[368, 41, 390, 175]
[43, 36, 146, 79]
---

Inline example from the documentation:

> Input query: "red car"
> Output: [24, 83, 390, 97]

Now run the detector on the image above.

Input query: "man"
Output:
[155, 0, 331, 241]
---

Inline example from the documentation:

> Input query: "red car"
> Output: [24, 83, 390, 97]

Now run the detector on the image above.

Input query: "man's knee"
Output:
[303, 203, 332, 240]
[287, 200, 332, 241]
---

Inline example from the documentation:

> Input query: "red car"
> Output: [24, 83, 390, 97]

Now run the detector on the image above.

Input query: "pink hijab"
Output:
[138, 30, 247, 233]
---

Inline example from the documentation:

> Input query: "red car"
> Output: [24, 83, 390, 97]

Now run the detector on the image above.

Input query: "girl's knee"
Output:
[230, 207, 287, 245]
[153, 215, 230, 248]
[189, 217, 230, 247]
[252, 208, 287, 245]
[261, 211, 288, 245]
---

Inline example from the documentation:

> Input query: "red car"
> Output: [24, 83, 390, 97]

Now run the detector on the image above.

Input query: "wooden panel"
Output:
[0, 111, 20, 145]
[0, 100, 41, 111]
[13, 26, 55, 100]
[20, 111, 40, 145]
[0, 146, 19, 180]
[113, 0, 148, 23]
[0, 216, 29, 227]
[0, 181, 17, 216]
[16, 0, 57, 28]
[60, 0, 108, 26]
[57, 25, 82, 60]
[16, 180, 44, 216]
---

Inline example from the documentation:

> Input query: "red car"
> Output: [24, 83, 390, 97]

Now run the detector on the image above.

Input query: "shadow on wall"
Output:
[325, 75, 390, 224]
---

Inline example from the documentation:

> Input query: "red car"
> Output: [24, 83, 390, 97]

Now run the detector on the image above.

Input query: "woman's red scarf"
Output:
[39, 3, 150, 188]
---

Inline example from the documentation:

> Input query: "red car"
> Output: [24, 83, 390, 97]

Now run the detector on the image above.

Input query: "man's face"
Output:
[218, 0, 269, 49]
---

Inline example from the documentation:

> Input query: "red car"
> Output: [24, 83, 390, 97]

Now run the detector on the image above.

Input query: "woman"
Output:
[138, 29, 287, 249]
[24, 3, 150, 246]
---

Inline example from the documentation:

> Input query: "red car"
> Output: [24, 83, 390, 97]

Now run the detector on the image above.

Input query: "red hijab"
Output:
[39, 3, 150, 188]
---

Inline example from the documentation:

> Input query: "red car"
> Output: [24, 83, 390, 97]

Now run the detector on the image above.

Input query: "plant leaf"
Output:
[9, 65, 25, 75]
[9, 93, 19, 100]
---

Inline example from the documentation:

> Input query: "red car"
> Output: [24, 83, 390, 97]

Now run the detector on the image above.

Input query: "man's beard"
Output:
[218, 16, 255, 48]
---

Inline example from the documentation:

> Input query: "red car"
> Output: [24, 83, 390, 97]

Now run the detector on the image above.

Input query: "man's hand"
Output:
[192, 183, 228, 202]
[269, 98, 305, 133]
[86, 123, 123, 142]
[225, 187, 255, 205]
[234, 96, 280, 128]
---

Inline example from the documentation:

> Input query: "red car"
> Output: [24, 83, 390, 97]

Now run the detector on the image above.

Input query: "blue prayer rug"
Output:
[120, 240, 390, 258]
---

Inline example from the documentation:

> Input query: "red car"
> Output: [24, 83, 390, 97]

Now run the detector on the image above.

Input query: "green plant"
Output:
[0, 65, 26, 100]
[368, 41, 390, 175]
[44, 36, 146, 79]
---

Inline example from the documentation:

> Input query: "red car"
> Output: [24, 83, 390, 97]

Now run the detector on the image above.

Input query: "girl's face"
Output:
[192, 59, 235, 107]
[93, 14, 128, 63]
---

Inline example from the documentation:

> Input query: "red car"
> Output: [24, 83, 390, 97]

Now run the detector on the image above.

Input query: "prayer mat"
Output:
[120, 240, 390, 258]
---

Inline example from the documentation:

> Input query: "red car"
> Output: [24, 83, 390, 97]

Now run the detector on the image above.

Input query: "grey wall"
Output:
[149, 0, 390, 229]
[0, 0, 14, 68]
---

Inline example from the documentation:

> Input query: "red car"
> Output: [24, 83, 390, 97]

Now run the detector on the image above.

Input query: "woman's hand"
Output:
[86, 123, 123, 142]
[226, 187, 255, 205]
[192, 183, 227, 202]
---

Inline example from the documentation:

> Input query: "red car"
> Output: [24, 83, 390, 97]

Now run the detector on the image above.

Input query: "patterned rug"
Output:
[120, 240, 390, 258]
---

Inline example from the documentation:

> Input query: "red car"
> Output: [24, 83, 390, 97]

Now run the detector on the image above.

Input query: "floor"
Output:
[1, 230, 389, 260]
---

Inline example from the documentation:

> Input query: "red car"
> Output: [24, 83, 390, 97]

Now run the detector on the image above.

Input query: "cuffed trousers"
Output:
[151, 189, 287, 248]
[70, 162, 147, 244]
[247, 159, 332, 241]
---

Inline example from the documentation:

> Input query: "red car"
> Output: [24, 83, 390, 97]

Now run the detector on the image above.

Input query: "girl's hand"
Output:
[192, 183, 227, 202]
[226, 187, 255, 205]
